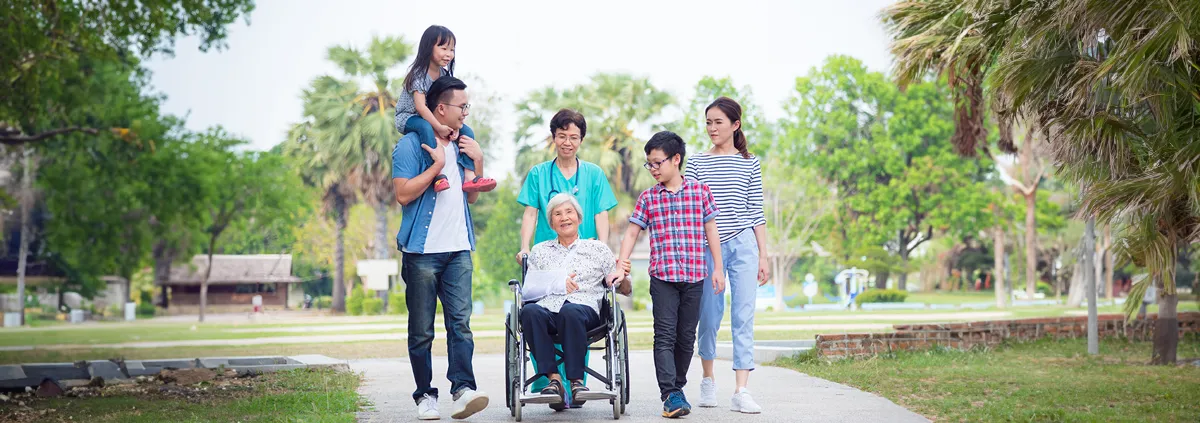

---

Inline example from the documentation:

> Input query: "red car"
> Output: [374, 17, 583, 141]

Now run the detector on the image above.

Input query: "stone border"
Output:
[815, 312, 1200, 359]
[0, 355, 347, 392]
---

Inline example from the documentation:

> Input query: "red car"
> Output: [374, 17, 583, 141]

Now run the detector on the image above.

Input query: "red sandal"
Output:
[462, 176, 497, 193]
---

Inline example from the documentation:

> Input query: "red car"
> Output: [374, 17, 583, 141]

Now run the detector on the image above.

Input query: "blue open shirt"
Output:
[391, 133, 476, 253]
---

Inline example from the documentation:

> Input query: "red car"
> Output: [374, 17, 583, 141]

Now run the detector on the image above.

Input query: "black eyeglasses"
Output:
[441, 103, 471, 112]
[643, 158, 669, 170]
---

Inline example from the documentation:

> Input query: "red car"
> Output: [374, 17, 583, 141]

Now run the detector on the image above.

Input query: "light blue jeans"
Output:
[697, 229, 758, 370]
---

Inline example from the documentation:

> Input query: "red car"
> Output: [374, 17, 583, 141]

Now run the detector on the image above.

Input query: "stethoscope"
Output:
[547, 157, 584, 199]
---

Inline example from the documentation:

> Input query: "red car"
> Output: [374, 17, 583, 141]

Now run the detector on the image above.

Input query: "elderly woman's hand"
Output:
[565, 272, 579, 294]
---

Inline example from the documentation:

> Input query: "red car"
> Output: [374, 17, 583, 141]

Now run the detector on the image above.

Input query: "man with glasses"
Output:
[514, 108, 622, 409]
[392, 75, 490, 420]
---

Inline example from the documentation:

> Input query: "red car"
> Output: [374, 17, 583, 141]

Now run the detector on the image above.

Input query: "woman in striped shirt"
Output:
[685, 96, 768, 414]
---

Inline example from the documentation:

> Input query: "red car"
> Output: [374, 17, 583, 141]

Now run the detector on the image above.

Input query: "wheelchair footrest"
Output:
[520, 393, 564, 404]
[573, 390, 618, 401]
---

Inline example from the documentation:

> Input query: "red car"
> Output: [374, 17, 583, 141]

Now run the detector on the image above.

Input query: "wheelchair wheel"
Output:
[619, 311, 630, 413]
[505, 314, 515, 413]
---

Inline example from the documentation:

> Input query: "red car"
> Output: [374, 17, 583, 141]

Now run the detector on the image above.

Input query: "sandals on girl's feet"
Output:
[462, 176, 497, 193]
[432, 175, 450, 192]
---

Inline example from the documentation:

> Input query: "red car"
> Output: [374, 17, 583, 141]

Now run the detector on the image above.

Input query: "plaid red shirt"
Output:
[629, 177, 720, 283]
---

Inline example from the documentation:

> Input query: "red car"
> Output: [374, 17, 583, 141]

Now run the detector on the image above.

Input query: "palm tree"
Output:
[887, 0, 1200, 364]
[284, 122, 357, 312]
[309, 36, 412, 261]
[284, 36, 411, 312]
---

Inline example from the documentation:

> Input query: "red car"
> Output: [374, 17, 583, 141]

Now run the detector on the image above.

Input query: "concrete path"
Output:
[351, 352, 928, 423]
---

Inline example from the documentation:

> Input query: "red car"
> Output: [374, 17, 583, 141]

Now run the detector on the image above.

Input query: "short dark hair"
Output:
[425, 75, 467, 112]
[549, 108, 587, 139]
[644, 131, 686, 164]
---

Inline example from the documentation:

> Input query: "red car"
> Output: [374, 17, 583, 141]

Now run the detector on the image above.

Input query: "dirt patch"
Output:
[0, 367, 266, 422]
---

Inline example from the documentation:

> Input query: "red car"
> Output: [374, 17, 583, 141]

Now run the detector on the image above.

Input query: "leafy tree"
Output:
[190, 129, 306, 322]
[2, 0, 254, 144]
[473, 180, 523, 302]
[782, 56, 992, 290]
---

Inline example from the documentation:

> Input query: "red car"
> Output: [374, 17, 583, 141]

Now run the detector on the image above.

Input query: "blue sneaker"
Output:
[662, 391, 691, 418]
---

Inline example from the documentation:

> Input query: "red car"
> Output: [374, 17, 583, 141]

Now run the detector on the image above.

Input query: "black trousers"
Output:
[650, 277, 703, 401]
[520, 302, 601, 381]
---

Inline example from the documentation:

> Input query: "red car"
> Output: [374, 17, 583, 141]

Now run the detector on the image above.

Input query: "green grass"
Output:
[0, 368, 361, 423]
[907, 291, 997, 304]
[775, 336, 1200, 422]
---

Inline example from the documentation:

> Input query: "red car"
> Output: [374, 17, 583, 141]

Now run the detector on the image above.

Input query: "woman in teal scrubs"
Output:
[517, 108, 618, 259]
[515, 108, 618, 409]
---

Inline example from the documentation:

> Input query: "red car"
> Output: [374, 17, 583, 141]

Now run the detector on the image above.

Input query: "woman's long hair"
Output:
[705, 96, 750, 158]
[404, 25, 456, 92]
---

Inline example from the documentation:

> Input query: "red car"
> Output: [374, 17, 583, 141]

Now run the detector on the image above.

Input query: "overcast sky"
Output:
[144, 0, 896, 179]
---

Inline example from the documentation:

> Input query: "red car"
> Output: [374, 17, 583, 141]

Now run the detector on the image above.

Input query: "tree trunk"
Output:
[15, 147, 33, 326]
[1024, 191, 1037, 298]
[374, 203, 389, 260]
[332, 202, 348, 312]
[1151, 275, 1178, 365]
[1021, 131, 1039, 299]
[993, 226, 1006, 308]
[200, 237, 217, 323]
[898, 250, 909, 291]
[1104, 226, 1114, 301]
[1084, 218, 1097, 355]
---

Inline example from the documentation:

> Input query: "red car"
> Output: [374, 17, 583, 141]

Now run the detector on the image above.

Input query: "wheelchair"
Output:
[504, 256, 631, 421]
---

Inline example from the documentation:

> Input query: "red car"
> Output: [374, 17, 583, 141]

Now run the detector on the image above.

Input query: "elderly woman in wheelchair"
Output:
[509, 193, 632, 416]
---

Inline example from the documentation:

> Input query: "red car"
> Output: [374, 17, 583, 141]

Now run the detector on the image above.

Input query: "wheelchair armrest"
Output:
[508, 278, 520, 287]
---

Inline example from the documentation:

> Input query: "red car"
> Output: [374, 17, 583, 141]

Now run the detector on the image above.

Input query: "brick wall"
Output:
[815, 312, 1200, 359]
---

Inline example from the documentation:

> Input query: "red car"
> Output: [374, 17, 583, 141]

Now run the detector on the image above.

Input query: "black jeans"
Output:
[520, 302, 601, 381]
[649, 277, 703, 401]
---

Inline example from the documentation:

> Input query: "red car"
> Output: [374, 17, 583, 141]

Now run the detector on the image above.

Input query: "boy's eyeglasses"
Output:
[441, 103, 471, 112]
[643, 158, 669, 170]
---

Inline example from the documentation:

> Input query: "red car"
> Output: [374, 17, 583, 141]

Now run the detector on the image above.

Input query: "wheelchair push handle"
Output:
[508, 254, 529, 288]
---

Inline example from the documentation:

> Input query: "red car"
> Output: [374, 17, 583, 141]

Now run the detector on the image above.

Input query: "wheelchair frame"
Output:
[504, 255, 631, 421]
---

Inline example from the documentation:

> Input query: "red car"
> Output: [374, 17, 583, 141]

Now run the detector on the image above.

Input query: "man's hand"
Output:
[422, 143, 445, 167]
[566, 272, 579, 294]
[713, 272, 726, 295]
[515, 249, 530, 266]
[457, 135, 484, 161]
[435, 123, 454, 139]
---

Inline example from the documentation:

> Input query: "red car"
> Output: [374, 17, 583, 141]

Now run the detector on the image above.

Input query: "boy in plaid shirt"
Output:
[608, 131, 725, 418]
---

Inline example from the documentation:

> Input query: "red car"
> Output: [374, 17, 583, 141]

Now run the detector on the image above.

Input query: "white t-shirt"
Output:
[420, 142, 471, 254]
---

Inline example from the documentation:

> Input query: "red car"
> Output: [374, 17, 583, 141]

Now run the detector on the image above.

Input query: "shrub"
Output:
[362, 297, 384, 315]
[1036, 281, 1054, 296]
[855, 289, 908, 305]
[315, 296, 333, 309]
[388, 292, 407, 315]
[346, 287, 366, 316]
[136, 291, 156, 317]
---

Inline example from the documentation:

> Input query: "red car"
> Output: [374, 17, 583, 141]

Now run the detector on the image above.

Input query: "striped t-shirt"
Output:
[684, 153, 766, 242]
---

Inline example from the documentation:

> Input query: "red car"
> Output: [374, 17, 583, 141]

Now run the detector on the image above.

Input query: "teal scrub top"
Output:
[517, 159, 619, 245]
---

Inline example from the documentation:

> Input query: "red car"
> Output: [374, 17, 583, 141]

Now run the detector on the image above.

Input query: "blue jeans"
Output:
[697, 229, 759, 370]
[403, 251, 477, 402]
[404, 116, 476, 172]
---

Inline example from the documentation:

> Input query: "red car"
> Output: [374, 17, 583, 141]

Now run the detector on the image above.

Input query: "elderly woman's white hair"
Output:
[545, 193, 584, 223]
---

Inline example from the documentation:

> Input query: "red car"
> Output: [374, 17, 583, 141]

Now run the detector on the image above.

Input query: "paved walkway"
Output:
[351, 352, 929, 423]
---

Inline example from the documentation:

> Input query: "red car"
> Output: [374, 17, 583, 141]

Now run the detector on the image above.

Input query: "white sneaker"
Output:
[730, 388, 762, 414]
[698, 377, 718, 408]
[451, 388, 489, 420]
[417, 394, 440, 420]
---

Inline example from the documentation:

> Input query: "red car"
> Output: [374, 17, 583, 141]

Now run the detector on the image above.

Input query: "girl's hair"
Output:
[705, 96, 750, 158]
[404, 25, 456, 92]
